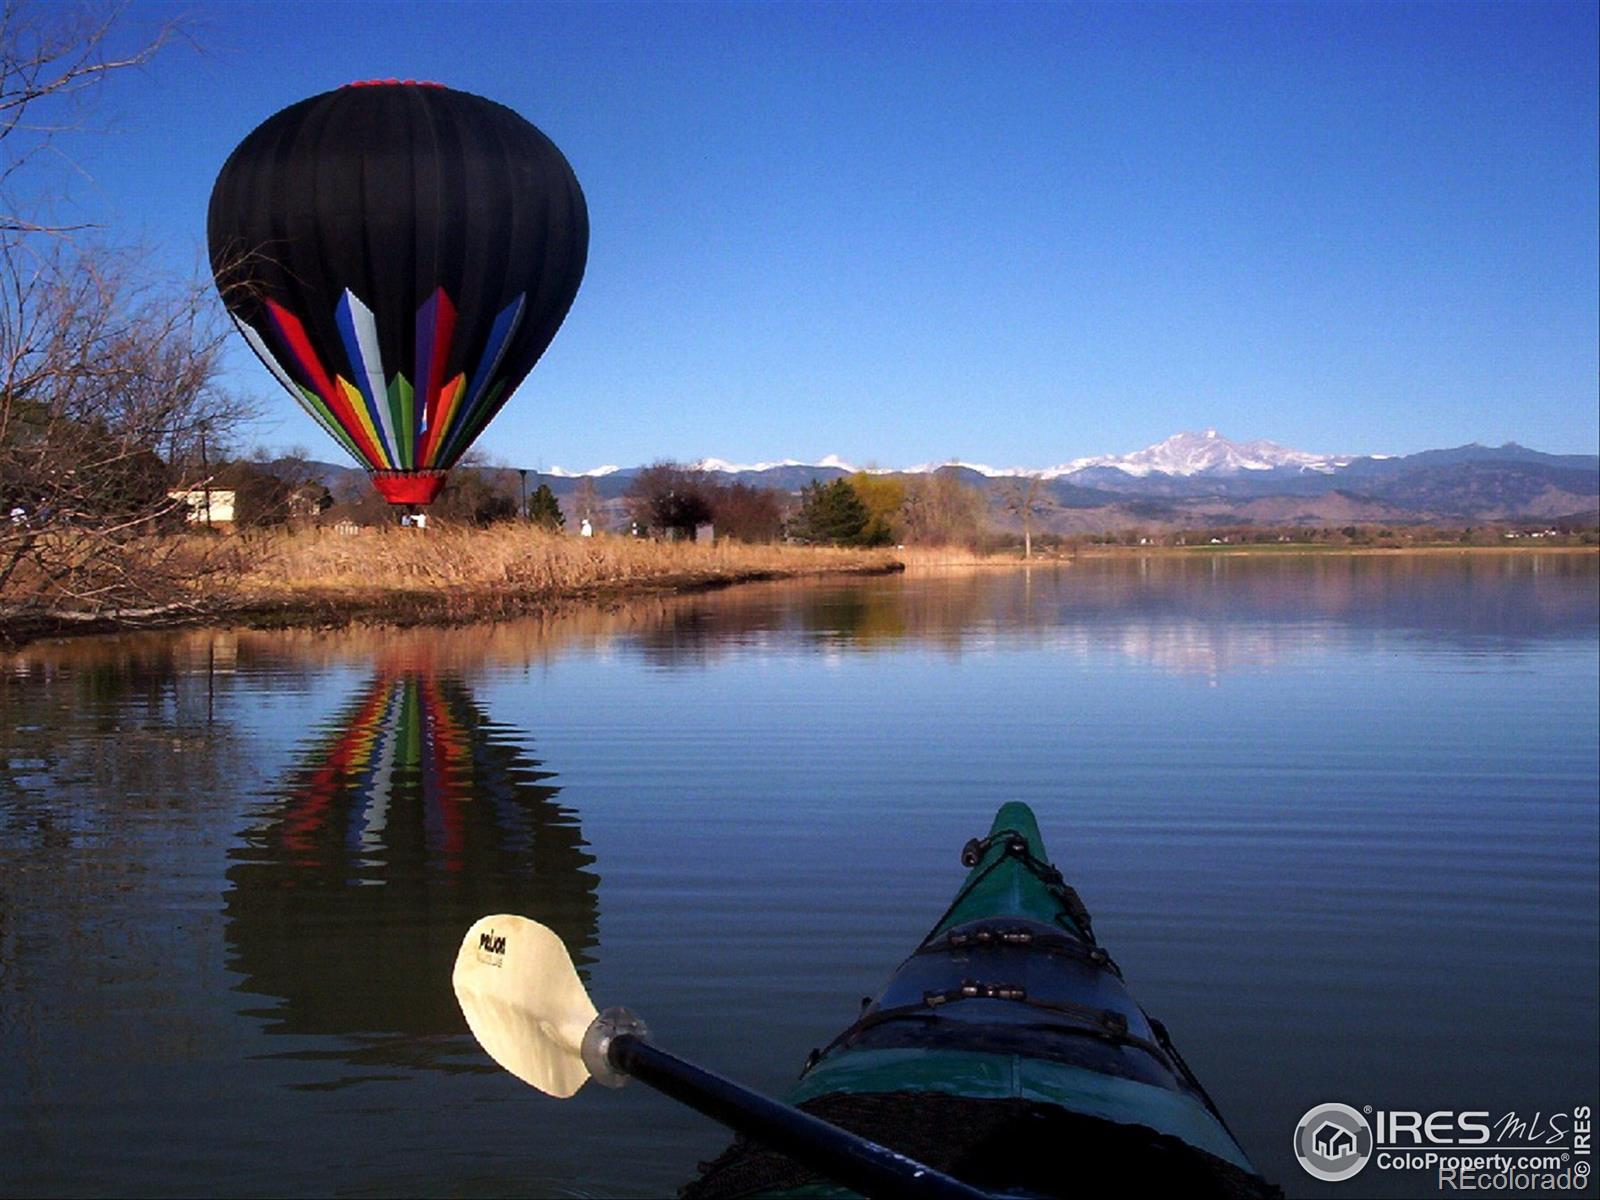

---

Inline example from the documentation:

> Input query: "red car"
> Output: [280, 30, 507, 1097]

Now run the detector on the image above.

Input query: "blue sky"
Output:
[59, 1, 1600, 470]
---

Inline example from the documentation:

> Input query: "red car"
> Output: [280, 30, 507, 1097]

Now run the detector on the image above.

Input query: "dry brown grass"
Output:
[222, 525, 899, 622]
[896, 544, 1055, 569]
[0, 523, 899, 644]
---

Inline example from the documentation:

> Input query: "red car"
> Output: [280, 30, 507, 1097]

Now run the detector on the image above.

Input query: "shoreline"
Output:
[0, 531, 904, 649]
[900, 543, 1599, 568]
[3, 538, 1592, 650]
[217, 560, 903, 631]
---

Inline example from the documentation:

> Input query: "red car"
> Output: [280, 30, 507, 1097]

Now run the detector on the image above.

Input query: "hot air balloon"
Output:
[207, 81, 587, 507]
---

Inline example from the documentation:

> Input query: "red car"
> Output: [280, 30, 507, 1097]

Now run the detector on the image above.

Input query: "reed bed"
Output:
[896, 544, 1053, 568]
[225, 525, 899, 623]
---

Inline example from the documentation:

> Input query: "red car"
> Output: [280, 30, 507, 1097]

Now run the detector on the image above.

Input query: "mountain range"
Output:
[288, 430, 1600, 532]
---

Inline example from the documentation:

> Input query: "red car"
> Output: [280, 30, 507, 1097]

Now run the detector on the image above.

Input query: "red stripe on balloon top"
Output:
[343, 79, 445, 88]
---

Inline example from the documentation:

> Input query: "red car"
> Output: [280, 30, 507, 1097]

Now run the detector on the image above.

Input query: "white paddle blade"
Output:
[452, 914, 599, 1098]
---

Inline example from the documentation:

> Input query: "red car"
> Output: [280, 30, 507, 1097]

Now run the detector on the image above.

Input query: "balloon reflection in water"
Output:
[224, 671, 597, 1073]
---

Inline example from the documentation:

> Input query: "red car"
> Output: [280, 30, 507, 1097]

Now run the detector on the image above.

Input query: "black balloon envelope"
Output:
[208, 81, 588, 505]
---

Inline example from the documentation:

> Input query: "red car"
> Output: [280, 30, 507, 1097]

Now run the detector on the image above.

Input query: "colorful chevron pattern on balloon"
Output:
[237, 286, 525, 477]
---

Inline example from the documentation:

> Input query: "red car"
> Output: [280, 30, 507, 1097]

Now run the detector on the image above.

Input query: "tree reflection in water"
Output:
[625, 553, 1599, 673]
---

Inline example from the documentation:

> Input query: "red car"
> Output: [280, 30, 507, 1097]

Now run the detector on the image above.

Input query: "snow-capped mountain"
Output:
[544, 431, 1354, 482]
[714, 431, 1356, 480]
[1049, 429, 1352, 478]
[295, 433, 1596, 526]
[689, 454, 860, 474]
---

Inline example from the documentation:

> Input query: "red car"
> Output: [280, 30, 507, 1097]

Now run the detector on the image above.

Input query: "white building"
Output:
[168, 488, 236, 525]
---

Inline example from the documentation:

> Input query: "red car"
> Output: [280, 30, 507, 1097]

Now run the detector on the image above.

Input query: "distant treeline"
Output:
[1065, 523, 1599, 549]
[178, 458, 1600, 553]
[618, 462, 993, 547]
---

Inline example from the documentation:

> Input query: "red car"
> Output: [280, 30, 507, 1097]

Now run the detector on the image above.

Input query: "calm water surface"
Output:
[2, 555, 1596, 1199]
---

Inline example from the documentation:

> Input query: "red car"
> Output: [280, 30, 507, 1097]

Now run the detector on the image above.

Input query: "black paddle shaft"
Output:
[607, 1035, 993, 1200]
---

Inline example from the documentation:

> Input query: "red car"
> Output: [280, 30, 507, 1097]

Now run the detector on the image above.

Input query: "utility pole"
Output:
[200, 427, 211, 529]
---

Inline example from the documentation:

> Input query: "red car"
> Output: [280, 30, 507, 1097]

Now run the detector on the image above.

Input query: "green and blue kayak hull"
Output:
[685, 803, 1274, 1198]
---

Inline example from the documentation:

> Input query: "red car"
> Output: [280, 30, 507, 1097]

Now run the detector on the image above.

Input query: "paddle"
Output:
[452, 914, 992, 1200]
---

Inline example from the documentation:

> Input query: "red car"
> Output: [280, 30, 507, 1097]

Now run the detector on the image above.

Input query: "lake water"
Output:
[2, 554, 1596, 1199]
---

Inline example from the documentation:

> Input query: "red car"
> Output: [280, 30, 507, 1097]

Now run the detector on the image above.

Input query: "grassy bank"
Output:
[0, 526, 901, 645]
[234, 525, 900, 618]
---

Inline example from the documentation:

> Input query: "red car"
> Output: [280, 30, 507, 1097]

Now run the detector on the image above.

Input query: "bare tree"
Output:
[2, 2, 184, 236]
[709, 481, 781, 542]
[626, 461, 712, 538]
[573, 475, 599, 525]
[248, 445, 332, 526]
[902, 467, 985, 547]
[0, 242, 248, 622]
[0, 5, 243, 632]
[431, 450, 519, 525]
[997, 473, 1045, 559]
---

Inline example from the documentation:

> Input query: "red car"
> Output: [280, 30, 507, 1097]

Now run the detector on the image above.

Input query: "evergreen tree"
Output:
[527, 483, 565, 530]
[793, 478, 869, 544]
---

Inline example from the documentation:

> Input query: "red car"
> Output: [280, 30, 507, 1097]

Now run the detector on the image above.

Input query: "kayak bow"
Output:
[686, 802, 1278, 1198]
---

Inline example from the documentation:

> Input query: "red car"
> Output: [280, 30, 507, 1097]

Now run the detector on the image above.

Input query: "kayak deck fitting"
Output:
[684, 802, 1279, 1198]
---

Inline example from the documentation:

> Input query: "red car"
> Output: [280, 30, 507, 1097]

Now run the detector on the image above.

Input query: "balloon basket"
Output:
[372, 471, 447, 506]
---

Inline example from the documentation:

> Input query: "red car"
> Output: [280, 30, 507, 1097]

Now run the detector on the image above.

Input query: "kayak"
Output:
[684, 802, 1279, 1198]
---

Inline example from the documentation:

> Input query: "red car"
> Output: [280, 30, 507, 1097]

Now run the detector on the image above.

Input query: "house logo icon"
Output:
[1314, 1122, 1357, 1159]
[1294, 1103, 1373, 1181]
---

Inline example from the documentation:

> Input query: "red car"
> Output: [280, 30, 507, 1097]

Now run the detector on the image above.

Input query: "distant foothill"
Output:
[267, 430, 1598, 542]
